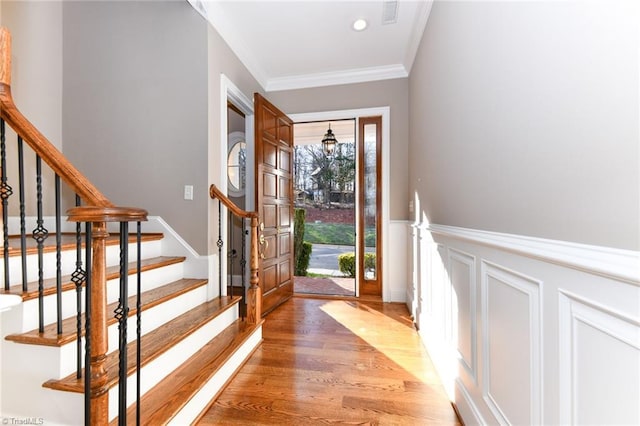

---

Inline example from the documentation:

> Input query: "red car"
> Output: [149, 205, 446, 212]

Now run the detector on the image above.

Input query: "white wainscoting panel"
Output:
[407, 225, 419, 319]
[481, 261, 542, 425]
[406, 223, 640, 426]
[417, 225, 431, 334]
[558, 290, 640, 426]
[387, 221, 408, 302]
[448, 248, 477, 384]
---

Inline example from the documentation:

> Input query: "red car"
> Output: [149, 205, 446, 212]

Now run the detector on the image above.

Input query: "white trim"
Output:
[403, 0, 433, 73]
[189, 0, 424, 92]
[218, 75, 255, 297]
[220, 74, 254, 199]
[289, 107, 391, 302]
[266, 64, 407, 92]
[481, 261, 543, 426]
[199, 2, 269, 89]
[447, 248, 477, 383]
[144, 217, 211, 293]
[558, 289, 640, 425]
[425, 224, 640, 286]
[226, 131, 247, 198]
[455, 378, 486, 426]
[169, 325, 263, 425]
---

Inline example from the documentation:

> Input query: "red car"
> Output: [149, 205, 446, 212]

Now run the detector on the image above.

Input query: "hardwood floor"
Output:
[198, 297, 460, 425]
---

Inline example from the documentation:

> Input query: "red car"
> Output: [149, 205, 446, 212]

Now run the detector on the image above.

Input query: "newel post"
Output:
[67, 206, 148, 424]
[246, 216, 262, 324]
[87, 220, 110, 424]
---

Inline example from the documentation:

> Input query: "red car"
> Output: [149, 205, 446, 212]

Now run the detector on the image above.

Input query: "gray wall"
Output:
[60, 1, 263, 255]
[1, 1, 62, 215]
[1, 1, 62, 149]
[63, 1, 211, 254]
[409, 0, 639, 250]
[267, 78, 410, 221]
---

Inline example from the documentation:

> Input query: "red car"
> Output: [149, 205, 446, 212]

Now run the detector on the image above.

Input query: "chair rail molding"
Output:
[424, 224, 640, 285]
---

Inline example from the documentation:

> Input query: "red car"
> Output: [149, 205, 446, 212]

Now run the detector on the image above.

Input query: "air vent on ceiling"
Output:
[382, 0, 398, 25]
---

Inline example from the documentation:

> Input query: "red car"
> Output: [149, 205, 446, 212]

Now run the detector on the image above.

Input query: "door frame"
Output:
[288, 107, 391, 301]
[215, 74, 254, 298]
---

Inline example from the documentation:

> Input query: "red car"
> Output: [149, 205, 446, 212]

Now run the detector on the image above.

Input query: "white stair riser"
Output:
[106, 285, 208, 353]
[104, 239, 162, 268]
[13, 262, 184, 333]
[107, 305, 240, 421]
[169, 325, 262, 425]
[46, 284, 209, 378]
[0, 239, 162, 288]
[1, 341, 83, 425]
[105, 262, 185, 305]
[14, 289, 82, 334]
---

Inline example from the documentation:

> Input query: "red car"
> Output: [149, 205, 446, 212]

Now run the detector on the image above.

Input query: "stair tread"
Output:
[5, 278, 208, 347]
[1, 255, 186, 301]
[117, 319, 262, 425]
[1, 232, 163, 257]
[43, 296, 242, 394]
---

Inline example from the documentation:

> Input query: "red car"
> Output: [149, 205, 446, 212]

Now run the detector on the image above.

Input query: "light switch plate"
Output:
[184, 185, 193, 200]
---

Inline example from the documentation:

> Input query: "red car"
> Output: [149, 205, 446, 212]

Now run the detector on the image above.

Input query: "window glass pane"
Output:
[363, 123, 377, 280]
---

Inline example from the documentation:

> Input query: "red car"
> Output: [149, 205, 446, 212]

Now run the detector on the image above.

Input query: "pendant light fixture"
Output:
[321, 123, 338, 155]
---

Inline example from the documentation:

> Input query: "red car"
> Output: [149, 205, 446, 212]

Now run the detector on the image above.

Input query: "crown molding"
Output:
[188, 0, 424, 92]
[188, 0, 269, 90]
[266, 64, 408, 92]
[404, 0, 433, 73]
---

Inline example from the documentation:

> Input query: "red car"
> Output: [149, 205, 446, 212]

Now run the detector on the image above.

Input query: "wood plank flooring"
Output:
[198, 297, 460, 425]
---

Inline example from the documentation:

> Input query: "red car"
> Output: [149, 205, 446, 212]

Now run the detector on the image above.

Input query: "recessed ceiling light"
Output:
[352, 19, 367, 31]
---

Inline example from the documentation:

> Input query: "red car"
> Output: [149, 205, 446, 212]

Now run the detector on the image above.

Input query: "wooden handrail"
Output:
[210, 184, 261, 323]
[1, 27, 149, 423]
[0, 28, 11, 86]
[66, 206, 148, 223]
[0, 27, 112, 207]
[209, 184, 258, 219]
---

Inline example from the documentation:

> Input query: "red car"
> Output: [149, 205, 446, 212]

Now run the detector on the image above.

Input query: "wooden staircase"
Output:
[0, 26, 264, 424]
[1, 230, 262, 424]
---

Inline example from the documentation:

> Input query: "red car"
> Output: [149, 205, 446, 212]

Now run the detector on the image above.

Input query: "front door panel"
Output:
[255, 93, 294, 315]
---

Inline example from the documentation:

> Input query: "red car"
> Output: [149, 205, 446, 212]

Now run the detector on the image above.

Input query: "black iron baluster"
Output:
[228, 209, 233, 290]
[0, 119, 12, 291]
[17, 136, 26, 291]
[33, 154, 49, 333]
[55, 175, 62, 334]
[136, 221, 142, 425]
[83, 223, 92, 426]
[241, 219, 247, 314]
[217, 200, 223, 297]
[71, 195, 86, 379]
[116, 221, 129, 424]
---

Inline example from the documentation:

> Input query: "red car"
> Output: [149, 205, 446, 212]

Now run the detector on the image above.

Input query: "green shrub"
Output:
[294, 209, 308, 275]
[296, 242, 312, 276]
[338, 252, 376, 278]
[364, 252, 376, 270]
[338, 252, 356, 277]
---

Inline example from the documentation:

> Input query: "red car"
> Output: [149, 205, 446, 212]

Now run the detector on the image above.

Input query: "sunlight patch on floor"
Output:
[319, 300, 436, 384]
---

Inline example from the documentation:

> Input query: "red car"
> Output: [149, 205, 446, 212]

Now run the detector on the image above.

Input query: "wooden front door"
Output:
[255, 93, 294, 316]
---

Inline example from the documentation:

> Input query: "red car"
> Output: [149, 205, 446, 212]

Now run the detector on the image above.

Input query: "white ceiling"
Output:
[190, 1, 433, 92]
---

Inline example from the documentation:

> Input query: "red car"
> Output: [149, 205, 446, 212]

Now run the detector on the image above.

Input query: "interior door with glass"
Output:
[358, 116, 382, 296]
